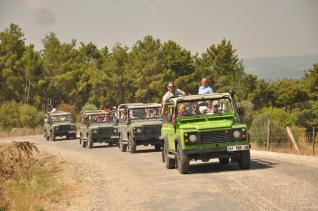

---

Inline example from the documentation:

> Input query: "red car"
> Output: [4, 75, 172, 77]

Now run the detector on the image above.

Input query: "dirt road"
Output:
[1, 135, 318, 211]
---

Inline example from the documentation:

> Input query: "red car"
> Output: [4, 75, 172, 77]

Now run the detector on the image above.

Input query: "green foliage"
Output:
[236, 100, 254, 126]
[19, 104, 42, 130]
[250, 107, 296, 146]
[0, 101, 21, 131]
[81, 103, 97, 112]
[295, 100, 318, 128]
[0, 23, 317, 131]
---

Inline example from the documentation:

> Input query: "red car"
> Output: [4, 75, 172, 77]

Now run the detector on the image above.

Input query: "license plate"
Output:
[227, 145, 249, 152]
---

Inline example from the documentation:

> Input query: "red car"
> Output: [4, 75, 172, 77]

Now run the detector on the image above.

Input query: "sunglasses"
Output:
[168, 85, 174, 88]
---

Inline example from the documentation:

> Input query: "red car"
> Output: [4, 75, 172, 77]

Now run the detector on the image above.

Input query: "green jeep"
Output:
[117, 103, 162, 153]
[161, 93, 250, 174]
[43, 111, 76, 141]
[79, 110, 119, 148]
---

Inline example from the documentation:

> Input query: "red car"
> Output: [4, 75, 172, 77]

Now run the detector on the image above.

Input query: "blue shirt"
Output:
[198, 86, 213, 94]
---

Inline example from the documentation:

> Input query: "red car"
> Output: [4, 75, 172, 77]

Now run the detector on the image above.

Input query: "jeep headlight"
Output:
[92, 129, 98, 134]
[70, 125, 75, 130]
[113, 128, 118, 133]
[133, 127, 142, 134]
[189, 134, 197, 142]
[54, 127, 59, 131]
[233, 129, 247, 140]
[184, 133, 198, 144]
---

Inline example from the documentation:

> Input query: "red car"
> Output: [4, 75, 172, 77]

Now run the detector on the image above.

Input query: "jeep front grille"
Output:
[98, 127, 112, 136]
[143, 125, 161, 136]
[199, 130, 234, 144]
[59, 125, 71, 131]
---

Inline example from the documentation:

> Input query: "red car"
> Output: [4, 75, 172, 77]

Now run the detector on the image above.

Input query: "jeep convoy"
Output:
[43, 111, 76, 141]
[43, 92, 250, 174]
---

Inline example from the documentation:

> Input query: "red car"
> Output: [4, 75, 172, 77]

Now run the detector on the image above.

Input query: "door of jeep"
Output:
[118, 109, 129, 141]
[163, 105, 176, 151]
[80, 115, 89, 140]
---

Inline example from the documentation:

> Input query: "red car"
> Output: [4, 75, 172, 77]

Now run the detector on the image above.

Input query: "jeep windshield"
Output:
[51, 114, 72, 122]
[129, 107, 161, 120]
[176, 98, 234, 118]
[89, 114, 114, 123]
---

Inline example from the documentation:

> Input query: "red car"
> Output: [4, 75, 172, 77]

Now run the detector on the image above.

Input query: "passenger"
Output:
[206, 101, 214, 113]
[190, 103, 200, 115]
[178, 104, 187, 117]
[198, 78, 213, 94]
[207, 101, 221, 114]
[161, 81, 186, 116]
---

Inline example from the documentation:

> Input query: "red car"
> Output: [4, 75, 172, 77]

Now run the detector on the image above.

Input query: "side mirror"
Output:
[238, 107, 245, 117]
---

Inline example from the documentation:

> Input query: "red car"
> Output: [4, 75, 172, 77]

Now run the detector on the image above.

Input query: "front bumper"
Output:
[54, 130, 76, 136]
[183, 144, 250, 159]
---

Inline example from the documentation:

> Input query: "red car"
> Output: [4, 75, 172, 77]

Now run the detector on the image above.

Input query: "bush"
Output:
[0, 101, 21, 132]
[19, 104, 42, 130]
[250, 107, 296, 146]
[81, 103, 97, 111]
[237, 100, 254, 127]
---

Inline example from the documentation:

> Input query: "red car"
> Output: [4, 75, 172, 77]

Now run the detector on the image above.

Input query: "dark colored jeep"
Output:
[79, 110, 119, 148]
[117, 103, 162, 153]
[43, 111, 76, 141]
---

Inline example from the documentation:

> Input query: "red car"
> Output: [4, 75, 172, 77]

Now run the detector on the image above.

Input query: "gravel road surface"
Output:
[1, 135, 318, 211]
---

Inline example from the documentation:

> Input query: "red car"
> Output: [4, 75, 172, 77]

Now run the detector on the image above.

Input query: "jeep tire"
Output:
[129, 138, 136, 153]
[164, 141, 175, 169]
[50, 131, 55, 141]
[239, 150, 251, 170]
[176, 143, 189, 174]
[88, 134, 93, 149]
[219, 157, 230, 165]
[154, 144, 161, 151]
[120, 140, 127, 152]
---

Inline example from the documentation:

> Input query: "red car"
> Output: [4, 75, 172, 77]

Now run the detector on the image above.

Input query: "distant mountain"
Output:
[243, 55, 318, 81]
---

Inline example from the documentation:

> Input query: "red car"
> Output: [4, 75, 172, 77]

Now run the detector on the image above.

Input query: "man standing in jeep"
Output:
[161, 81, 186, 116]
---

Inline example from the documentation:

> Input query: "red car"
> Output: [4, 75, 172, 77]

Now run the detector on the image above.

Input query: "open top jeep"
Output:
[79, 110, 119, 149]
[43, 111, 76, 141]
[161, 92, 250, 174]
[117, 103, 162, 153]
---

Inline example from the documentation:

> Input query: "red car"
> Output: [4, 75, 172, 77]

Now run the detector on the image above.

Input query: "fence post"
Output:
[266, 120, 271, 149]
[313, 127, 316, 155]
[286, 127, 301, 154]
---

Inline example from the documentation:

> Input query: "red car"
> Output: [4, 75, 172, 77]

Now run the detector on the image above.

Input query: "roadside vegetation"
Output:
[0, 23, 317, 152]
[0, 142, 83, 210]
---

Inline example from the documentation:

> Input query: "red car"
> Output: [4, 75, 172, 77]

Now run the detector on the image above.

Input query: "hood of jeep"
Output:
[130, 120, 162, 128]
[179, 119, 234, 130]
[89, 123, 113, 129]
[52, 122, 75, 127]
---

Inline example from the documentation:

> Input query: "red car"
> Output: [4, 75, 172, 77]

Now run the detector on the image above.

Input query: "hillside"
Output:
[243, 55, 318, 81]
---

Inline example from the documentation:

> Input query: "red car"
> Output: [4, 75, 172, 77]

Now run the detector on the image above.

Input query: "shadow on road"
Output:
[135, 149, 161, 154]
[189, 158, 278, 174]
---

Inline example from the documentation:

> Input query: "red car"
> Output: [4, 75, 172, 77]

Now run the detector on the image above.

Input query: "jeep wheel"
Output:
[129, 139, 136, 153]
[176, 143, 189, 174]
[79, 134, 82, 144]
[164, 141, 175, 169]
[219, 157, 230, 165]
[50, 131, 55, 141]
[239, 150, 251, 170]
[154, 144, 161, 151]
[82, 140, 87, 148]
[120, 141, 127, 152]
[45, 132, 49, 141]
[88, 138, 93, 149]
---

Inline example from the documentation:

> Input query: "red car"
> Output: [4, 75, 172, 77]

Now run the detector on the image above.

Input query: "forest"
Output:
[0, 23, 317, 146]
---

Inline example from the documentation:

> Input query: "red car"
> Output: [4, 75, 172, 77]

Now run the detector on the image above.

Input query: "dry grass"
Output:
[0, 127, 43, 138]
[0, 142, 85, 211]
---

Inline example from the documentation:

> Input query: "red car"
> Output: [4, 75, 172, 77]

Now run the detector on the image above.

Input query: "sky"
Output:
[0, 0, 317, 58]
